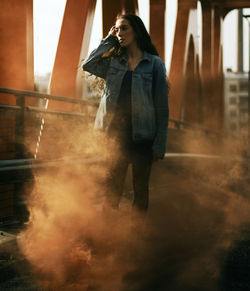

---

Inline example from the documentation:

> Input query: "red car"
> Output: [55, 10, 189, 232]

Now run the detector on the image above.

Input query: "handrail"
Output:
[0, 153, 246, 174]
[26, 105, 87, 118]
[0, 104, 22, 110]
[168, 118, 224, 136]
[0, 86, 226, 137]
[0, 87, 88, 105]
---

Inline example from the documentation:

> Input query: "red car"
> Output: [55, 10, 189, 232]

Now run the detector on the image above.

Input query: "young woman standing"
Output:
[82, 14, 169, 212]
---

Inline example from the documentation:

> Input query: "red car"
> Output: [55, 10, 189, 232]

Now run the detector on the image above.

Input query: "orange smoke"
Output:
[17, 112, 250, 290]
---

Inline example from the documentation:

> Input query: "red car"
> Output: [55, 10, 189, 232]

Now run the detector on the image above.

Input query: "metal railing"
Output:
[0, 87, 94, 122]
[168, 118, 223, 137]
[0, 86, 229, 160]
[0, 87, 224, 134]
[0, 86, 243, 223]
[0, 87, 99, 159]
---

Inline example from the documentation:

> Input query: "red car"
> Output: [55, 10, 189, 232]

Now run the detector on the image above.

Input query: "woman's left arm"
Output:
[152, 58, 169, 159]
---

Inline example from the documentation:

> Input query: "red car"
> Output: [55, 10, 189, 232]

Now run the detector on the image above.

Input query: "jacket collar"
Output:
[119, 51, 151, 63]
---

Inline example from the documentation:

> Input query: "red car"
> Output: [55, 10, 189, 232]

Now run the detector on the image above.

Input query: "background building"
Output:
[224, 9, 249, 137]
[224, 69, 248, 136]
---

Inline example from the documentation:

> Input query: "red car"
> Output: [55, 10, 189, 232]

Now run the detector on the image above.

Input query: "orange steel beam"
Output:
[213, 0, 250, 18]
[201, 0, 212, 128]
[102, 0, 138, 38]
[150, 0, 165, 61]
[201, 1, 217, 129]
[200, 1, 224, 130]
[213, 6, 224, 130]
[49, 0, 96, 110]
[123, 0, 138, 14]
[169, 2, 190, 120]
[183, 36, 195, 122]
[213, 1, 250, 8]
[201, 1, 213, 77]
[102, 0, 123, 37]
[169, 0, 198, 121]
[182, 35, 203, 125]
[213, 7, 223, 76]
[0, 0, 34, 161]
[0, 0, 34, 105]
[0, 0, 34, 217]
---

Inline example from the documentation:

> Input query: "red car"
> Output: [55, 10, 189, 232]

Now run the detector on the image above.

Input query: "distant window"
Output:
[239, 122, 248, 131]
[240, 108, 248, 114]
[229, 97, 237, 104]
[239, 109, 248, 123]
[230, 123, 237, 131]
[239, 81, 248, 92]
[230, 110, 237, 117]
[239, 96, 248, 106]
[229, 84, 237, 92]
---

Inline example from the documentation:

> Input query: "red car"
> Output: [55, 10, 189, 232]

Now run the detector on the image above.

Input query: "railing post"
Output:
[14, 94, 29, 222]
[15, 94, 25, 159]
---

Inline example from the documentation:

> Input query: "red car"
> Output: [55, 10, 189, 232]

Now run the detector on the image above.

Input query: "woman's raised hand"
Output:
[108, 25, 117, 37]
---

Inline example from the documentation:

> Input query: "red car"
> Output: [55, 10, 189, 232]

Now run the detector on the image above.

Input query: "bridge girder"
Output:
[0, 0, 249, 132]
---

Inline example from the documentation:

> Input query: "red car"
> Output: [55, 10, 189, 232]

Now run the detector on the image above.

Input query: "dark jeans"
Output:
[105, 129, 153, 212]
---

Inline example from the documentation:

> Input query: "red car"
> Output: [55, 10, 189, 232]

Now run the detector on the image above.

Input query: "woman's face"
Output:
[115, 18, 136, 47]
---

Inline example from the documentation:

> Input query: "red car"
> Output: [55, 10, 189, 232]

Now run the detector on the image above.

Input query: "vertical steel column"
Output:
[247, 19, 250, 161]
[49, 0, 97, 110]
[248, 21, 250, 160]
[201, 2, 224, 131]
[201, 1, 213, 76]
[102, 0, 123, 37]
[213, 6, 224, 131]
[213, 7, 223, 76]
[242, 13, 250, 167]
[238, 9, 244, 73]
[248, 22, 250, 161]
[0, 0, 34, 104]
[102, 0, 138, 38]
[201, 0, 214, 129]
[169, 0, 193, 120]
[0, 0, 33, 165]
[183, 36, 200, 124]
[150, 0, 165, 61]
[123, 0, 138, 14]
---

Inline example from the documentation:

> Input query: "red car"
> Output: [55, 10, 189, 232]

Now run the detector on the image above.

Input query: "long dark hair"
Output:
[103, 14, 159, 58]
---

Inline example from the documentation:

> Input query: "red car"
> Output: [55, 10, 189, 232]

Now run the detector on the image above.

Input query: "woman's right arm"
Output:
[82, 28, 119, 79]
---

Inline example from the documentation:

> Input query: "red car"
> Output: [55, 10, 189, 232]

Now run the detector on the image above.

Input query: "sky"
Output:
[223, 8, 250, 72]
[33, 0, 67, 76]
[33, 0, 250, 76]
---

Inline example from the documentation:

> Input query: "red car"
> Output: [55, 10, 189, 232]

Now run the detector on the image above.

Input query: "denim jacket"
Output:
[82, 34, 169, 159]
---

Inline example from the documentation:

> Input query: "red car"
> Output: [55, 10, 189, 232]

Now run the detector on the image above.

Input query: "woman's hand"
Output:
[108, 25, 117, 37]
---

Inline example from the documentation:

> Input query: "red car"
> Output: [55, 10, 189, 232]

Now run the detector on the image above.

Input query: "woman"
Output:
[82, 14, 169, 212]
